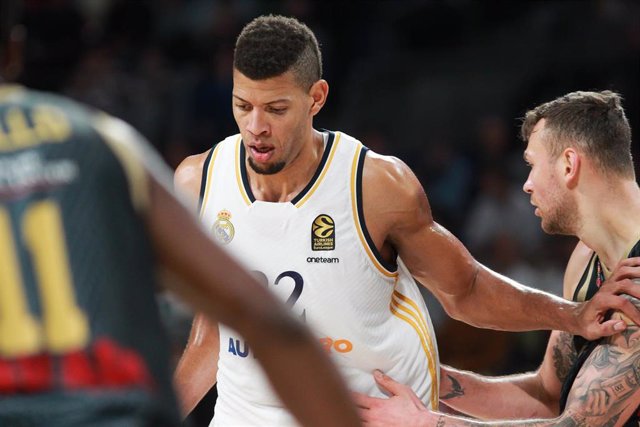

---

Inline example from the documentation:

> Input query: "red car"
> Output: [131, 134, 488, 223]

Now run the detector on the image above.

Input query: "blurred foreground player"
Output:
[0, 3, 360, 426]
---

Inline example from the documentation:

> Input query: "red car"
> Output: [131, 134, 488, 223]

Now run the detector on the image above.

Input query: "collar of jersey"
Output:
[238, 130, 336, 206]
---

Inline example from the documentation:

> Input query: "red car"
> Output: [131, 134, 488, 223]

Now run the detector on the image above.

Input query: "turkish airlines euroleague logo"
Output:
[312, 214, 335, 251]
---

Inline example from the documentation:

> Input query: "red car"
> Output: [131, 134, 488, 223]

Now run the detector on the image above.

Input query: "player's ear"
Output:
[562, 147, 581, 189]
[308, 79, 328, 116]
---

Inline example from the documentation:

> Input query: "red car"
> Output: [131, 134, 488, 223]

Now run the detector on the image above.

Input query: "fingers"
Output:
[352, 392, 385, 409]
[601, 292, 640, 326]
[595, 318, 627, 338]
[607, 258, 640, 281]
[373, 370, 407, 396]
[610, 279, 640, 300]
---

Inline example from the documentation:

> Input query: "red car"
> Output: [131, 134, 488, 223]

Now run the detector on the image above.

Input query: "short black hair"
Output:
[234, 15, 322, 89]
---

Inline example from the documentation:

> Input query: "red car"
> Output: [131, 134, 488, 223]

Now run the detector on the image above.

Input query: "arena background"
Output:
[13, 0, 640, 424]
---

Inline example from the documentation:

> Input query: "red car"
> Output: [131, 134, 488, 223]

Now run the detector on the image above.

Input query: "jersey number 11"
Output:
[0, 200, 89, 358]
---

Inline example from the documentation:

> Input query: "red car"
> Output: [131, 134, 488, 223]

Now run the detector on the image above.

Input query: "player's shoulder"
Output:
[362, 149, 424, 200]
[174, 133, 238, 193]
[174, 149, 211, 191]
[563, 240, 594, 299]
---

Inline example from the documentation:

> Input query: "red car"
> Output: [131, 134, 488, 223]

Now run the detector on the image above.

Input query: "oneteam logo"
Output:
[311, 214, 335, 251]
[306, 256, 340, 264]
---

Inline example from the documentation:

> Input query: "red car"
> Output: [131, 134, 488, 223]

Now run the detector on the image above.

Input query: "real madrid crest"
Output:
[213, 209, 235, 244]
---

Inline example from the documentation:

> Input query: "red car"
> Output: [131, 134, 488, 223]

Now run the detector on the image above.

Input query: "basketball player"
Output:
[0, 3, 360, 426]
[355, 91, 640, 426]
[174, 15, 640, 426]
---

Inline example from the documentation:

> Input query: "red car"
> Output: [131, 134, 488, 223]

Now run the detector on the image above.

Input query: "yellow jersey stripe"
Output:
[350, 145, 397, 278]
[295, 133, 342, 208]
[234, 137, 251, 206]
[389, 297, 438, 408]
[199, 143, 223, 218]
[392, 292, 439, 378]
[93, 114, 149, 212]
[577, 254, 597, 302]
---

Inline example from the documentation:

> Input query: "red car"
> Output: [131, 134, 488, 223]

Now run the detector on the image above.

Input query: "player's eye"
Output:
[268, 107, 287, 115]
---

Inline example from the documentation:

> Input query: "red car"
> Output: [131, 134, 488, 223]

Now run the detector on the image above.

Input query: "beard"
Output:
[540, 192, 579, 236]
[248, 157, 287, 175]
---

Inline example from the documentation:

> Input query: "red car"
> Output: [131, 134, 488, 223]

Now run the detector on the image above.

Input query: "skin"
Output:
[1, 27, 361, 423]
[174, 69, 640, 418]
[355, 118, 640, 426]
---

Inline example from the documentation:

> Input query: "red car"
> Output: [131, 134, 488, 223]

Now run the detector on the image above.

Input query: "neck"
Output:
[248, 129, 325, 203]
[577, 178, 640, 269]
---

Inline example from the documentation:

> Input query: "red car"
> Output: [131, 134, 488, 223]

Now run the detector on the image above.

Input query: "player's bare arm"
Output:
[356, 256, 638, 426]
[172, 150, 223, 417]
[427, 306, 640, 426]
[430, 243, 595, 419]
[361, 152, 640, 339]
[173, 313, 219, 417]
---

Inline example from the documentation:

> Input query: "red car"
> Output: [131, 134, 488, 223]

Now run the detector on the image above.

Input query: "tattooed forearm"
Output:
[433, 412, 588, 426]
[565, 336, 640, 424]
[601, 411, 622, 427]
[441, 374, 465, 400]
[553, 332, 578, 383]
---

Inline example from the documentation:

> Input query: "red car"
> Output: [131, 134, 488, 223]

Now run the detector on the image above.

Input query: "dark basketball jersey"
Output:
[559, 241, 640, 425]
[0, 85, 180, 426]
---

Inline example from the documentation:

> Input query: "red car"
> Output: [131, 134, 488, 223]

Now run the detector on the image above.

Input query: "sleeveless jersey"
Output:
[0, 85, 180, 425]
[559, 240, 640, 425]
[199, 130, 440, 426]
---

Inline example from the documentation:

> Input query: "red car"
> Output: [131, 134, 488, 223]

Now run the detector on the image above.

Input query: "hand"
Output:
[575, 257, 640, 340]
[353, 370, 434, 427]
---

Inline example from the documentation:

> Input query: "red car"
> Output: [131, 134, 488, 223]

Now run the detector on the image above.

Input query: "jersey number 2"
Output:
[0, 201, 89, 358]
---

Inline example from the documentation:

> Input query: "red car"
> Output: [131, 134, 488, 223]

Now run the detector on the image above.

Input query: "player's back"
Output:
[0, 85, 180, 426]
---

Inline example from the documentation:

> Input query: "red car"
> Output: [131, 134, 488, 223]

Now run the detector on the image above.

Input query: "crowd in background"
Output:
[14, 0, 640, 423]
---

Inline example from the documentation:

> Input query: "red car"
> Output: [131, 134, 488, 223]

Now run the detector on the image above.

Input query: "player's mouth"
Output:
[249, 145, 275, 163]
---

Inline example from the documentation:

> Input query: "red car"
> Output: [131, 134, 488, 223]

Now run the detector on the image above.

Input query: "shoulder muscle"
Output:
[174, 150, 210, 204]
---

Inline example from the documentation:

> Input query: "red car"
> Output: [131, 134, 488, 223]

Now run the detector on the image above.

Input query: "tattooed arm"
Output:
[438, 329, 574, 419]
[433, 244, 595, 420]
[427, 305, 640, 426]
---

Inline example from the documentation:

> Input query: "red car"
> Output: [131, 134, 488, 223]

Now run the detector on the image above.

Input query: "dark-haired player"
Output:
[175, 15, 640, 426]
[0, 3, 360, 426]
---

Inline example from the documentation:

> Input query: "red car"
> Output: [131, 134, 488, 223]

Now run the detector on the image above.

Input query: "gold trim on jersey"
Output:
[294, 132, 342, 208]
[350, 144, 397, 278]
[235, 137, 252, 206]
[199, 143, 223, 218]
[576, 253, 597, 302]
[390, 289, 438, 409]
[94, 114, 149, 212]
[0, 84, 24, 100]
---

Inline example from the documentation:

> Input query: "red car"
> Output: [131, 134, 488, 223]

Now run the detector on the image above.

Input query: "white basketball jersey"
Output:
[199, 131, 439, 426]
